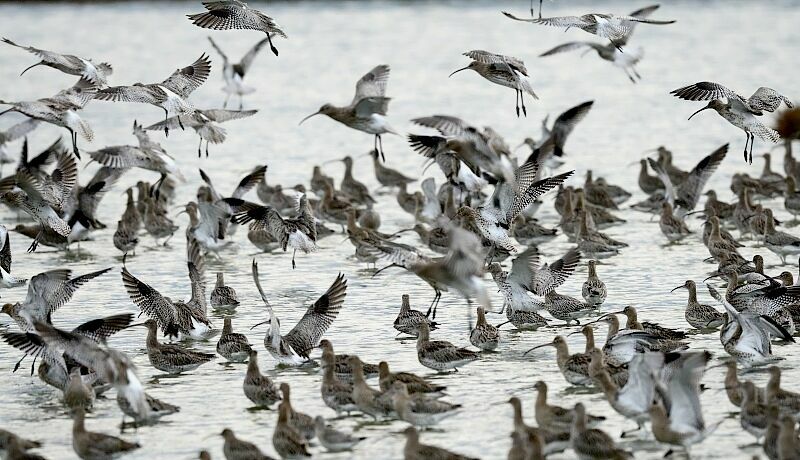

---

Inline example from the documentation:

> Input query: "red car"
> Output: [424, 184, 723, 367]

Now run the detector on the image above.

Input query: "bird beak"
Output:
[687, 106, 711, 120]
[670, 284, 684, 293]
[124, 322, 147, 329]
[523, 342, 552, 355]
[448, 66, 470, 78]
[299, 111, 321, 125]
[567, 330, 583, 336]
[250, 320, 269, 330]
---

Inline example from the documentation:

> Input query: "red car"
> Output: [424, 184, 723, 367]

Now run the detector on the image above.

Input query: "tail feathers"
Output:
[96, 62, 113, 76]
[752, 124, 780, 143]
[197, 124, 227, 144]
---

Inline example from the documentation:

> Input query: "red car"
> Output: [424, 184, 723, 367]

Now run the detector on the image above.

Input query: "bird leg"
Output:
[27, 230, 42, 253]
[292, 249, 297, 270]
[520, 90, 528, 117]
[743, 132, 750, 163]
[514, 90, 521, 118]
[162, 108, 170, 137]
[538, 0, 543, 18]
[223, 94, 230, 109]
[177, 115, 186, 131]
[748, 133, 755, 164]
[239, 96, 243, 111]
[266, 33, 279, 56]
[377, 134, 385, 162]
[205, 141, 209, 158]
[197, 137, 203, 158]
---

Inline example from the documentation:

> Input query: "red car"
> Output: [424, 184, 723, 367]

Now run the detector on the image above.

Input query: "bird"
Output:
[533, 380, 605, 433]
[581, 260, 607, 306]
[393, 293, 438, 337]
[502, 10, 676, 52]
[207, 35, 274, 108]
[216, 317, 251, 362]
[392, 382, 461, 427]
[94, 54, 211, 137]
[449, 50, 538, 117]
[2, 38, 113, 86]
[469, 306, 500, 351]
[378, 361, 446, 396]
[187, 1, 287, 56]
[121, 239, 211, 340]
[210, 272, 239, 309]
[144, 108, 257, 157]
[242, 349, 281, 408]
[569, 402, 633, 459]
[273, 395, 312, 458]
[136, 319, 215, 374]
[538, 5, 666, 83]
[71, 408, 140, 460]
[225, 194, 317, 269]
[671, 280, 725, 330]
[314, 416, 365, 452]
[220, 428, 276, 460]
[416, 321, 479, 372]
[0, 119, 40, 168]
[402, 426, 478, 460]
[300, 64, 396, 161]
[250, 260, 346, 366]
[670, 82, 792, 163]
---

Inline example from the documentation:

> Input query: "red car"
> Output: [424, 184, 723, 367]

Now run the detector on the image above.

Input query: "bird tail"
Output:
[752, 123, 780, 143]
[197, 124, 227, 144]
[97, 62, 113, 76]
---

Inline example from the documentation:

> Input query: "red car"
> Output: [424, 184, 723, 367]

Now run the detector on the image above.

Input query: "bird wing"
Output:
[121, 267, 178, 336]
[198, 108, 257, 123]
[86, 145, 156, 169]
[198, 168, 223, 202]
[45, 267, 111, 315]
[285, 273, 347, 357]
[23, 269, 69, 317]
[353, 64, 391, 103]
[531, 248, 580, 295]
[354, 97, 390, 117]
[239, 36, 271, 74]
[72, 313, 135, 344]
[206, 36, 229, 64]
[647, 158, 675, 207]
[94, 85, 162, 104]
[411, 115, 474, 138]
[670, 82, 748, 108]
[231, 165, 266, 198]
[31, 321, 110, 373]
[502, 12, 588, 27]
[142, 114, 199, 132]
[408, 134, 448, 158]
[747, 87, 794, 113]
[665, 351, 709, 433]
[508, 171, 574, 223]
[508, 246, 540, 290]
[443, 227, 484, 279]
[186, 237, 207, 311]
[0, 226, 10, 273]
[0, 119, 40, 144]
[1, 38, 78, 68]
[539, 41, 598, 57]
[547, 101, 594, 156]
[463, 50, 527, 76]
[161, 54, 212, 99]
[676, 144, 728, 210]
[619, 4, 661, 45]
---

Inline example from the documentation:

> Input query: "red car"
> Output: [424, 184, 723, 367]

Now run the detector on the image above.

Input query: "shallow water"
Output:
[0, 0, 799, 458]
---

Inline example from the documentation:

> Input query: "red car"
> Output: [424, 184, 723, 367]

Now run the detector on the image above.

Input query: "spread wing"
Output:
[161, 54, 212, 99]
[463, 50, 527, 76]
[198, 108, 257, 123]
[502, 12, 589, 28]
[121, 267, 177, 337]
[95, 85, 162, 104]
[239, 36, 271, 73]
[72, 313, 135, 344]
[285, 274, 347, 357]
[353, 65, 390, 103]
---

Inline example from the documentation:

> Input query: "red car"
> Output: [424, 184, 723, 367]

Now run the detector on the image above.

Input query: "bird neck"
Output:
[687, 284, 698, 304]
[222, 318, 232, 335]
[246, 356, 261, 378]
[605, 318, 620, 339]
[554, 342, 570, 368]
[400, 296, 410, 313]
[767, 372, 781, 400]
[535, 387, 547, 409]
[588, 263, 597, 278]
[145, 326, 159, 349]
[583, 331, 595, 352]
[216, 272, 224, 288]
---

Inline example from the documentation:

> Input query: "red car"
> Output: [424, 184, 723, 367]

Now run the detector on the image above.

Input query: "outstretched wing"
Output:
[285, 274, 347, 357]
[531, 248, 580, 295]
[540, 41, 598, 57]
[463, 50, 527, 76]
[72, 313, 135, 344]
[353, 65, 390, 103]
[161, 54, 212, 99]
[676, 144, 728, 210]
[198, 108, 257, 123]
[747, 87, 794, 113]
[239, 36, 271, 74]
[121, 267, 177, 337]
[502, 12, 588, 27]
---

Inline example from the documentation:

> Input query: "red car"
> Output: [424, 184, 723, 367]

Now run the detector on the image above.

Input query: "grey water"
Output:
[0, 1, 799, 458]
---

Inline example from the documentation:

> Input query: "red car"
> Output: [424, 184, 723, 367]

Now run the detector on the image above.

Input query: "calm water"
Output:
[0, 1, 799, 458]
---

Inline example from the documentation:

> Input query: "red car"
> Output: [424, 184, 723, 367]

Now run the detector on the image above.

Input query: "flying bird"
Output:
[187, 1, 287, 56]
[450, 50, 538, 117]
[2, 38, 113, 86]
[670, 82, 793, 163]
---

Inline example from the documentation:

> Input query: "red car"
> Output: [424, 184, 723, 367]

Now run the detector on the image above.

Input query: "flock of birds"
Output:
[0, 0, 799, 459]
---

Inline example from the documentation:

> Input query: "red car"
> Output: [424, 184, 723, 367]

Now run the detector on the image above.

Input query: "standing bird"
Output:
[582, 260, 607, 306]
[570, 403, 633, 459]
[2, 38, 112, 86]
[300, 65, 396, 161]
[211, 273, 239, 308]
[220, 428, 275, 460]
[470, 306, 500, 351]
[502, 10, 676, 52]
[449, 50, 538, 117]
[71, 408, 140, 460]
[208, 35, 273, 108]
[95, 54, 211, 137]
[187, 1, 287, 56]
[670, 82, 792, 163]
[250, 260, 346, 366]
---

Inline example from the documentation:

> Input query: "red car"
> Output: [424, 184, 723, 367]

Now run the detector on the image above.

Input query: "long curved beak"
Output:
[523, 342, 552, 355]
[670, 284, 685, 293]
[124, 322, 147, 329]
[389, 228, 415, 237]
[299, 111, 321, 125]
[567, 330, 583, 336]
[250, 320, 270, 330]
[19, 62, 41, 76]
[373, 263, 401, 277]
[687, 106, 711, 120]
[448, 66, 470, 78]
